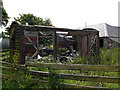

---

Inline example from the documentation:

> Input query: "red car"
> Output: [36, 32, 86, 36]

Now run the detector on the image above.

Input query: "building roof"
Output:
[79, 23, 120, 43]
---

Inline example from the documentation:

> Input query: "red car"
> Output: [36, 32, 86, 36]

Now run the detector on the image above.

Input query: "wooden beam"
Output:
[23, 25, 71, 32]
[24, 32, 38, 50]
[28, 70, 120, 83]
[19, 26, 25, 64]
[53, 31, 57, 61]
[0, 61, 12, 67]
[61, 83, 116, 90]
[21, 25, 99, 34]
[2, 74, 47, 84]
[2, 73, 116, 89]
[25, 62, 120, 72]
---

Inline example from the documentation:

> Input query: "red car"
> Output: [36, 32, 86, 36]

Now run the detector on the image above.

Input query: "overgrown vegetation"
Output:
[1, 48, 120, 89]
[47, 68, 63, 89]
[2, 51, 63, 89]
[73, 48, 120, 65]
[2, 66, 63, 89]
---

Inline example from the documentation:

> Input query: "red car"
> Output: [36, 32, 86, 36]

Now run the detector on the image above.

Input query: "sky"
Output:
[2, 0, 120, 31]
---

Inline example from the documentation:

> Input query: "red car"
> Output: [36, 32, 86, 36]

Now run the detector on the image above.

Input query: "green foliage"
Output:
[0, 25, 10, 38]
[99, 48, 120, 65]
[2, 50, 32, 88]
[39, 37, 53, 45]
[0, 1, 9, 38]
[14, 13, 52, 26]
[73, 48, 119, 65]
[2, 48, 119, 89]
[47, 68, 63, 89]
[1, 32, 6, 38]
[2, 71, 35, 88]
[73, 54, 100, 65]
[63, 79, 119, 88]
[2, 51, 40, 89]
[0, 1, 9, 27]
[1, 13, 53, 38]
[67, 48, 119, 88]
[2, 49, 62, 89]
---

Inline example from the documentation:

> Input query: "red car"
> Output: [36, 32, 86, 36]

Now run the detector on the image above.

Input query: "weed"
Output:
[73, 48, 119, 65]
[47, 68, 63, 89]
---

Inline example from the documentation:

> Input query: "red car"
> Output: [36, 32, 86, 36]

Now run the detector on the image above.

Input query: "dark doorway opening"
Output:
[100, 39, 103, 48]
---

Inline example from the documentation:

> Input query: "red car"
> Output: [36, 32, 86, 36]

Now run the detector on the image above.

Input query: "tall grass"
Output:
[73, 48, 120, 66]
[99, 48, 119, 65]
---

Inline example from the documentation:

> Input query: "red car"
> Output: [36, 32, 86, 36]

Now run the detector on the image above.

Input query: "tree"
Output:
[0, 0, 9, 38]
[2, 13, 53, 38]
[0, 25, 10, 38]
[14, 14, 53, 45]
[14, 14, 52, 26]
[15, 14, 53, 44]
[0, 0, 9, 27]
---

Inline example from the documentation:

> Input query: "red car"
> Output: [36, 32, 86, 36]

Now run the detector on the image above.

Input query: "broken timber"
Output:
[9, 21, 99, 64]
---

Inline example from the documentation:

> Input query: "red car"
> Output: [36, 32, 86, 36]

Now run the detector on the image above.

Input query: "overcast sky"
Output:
[2, 0, 119, 30]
